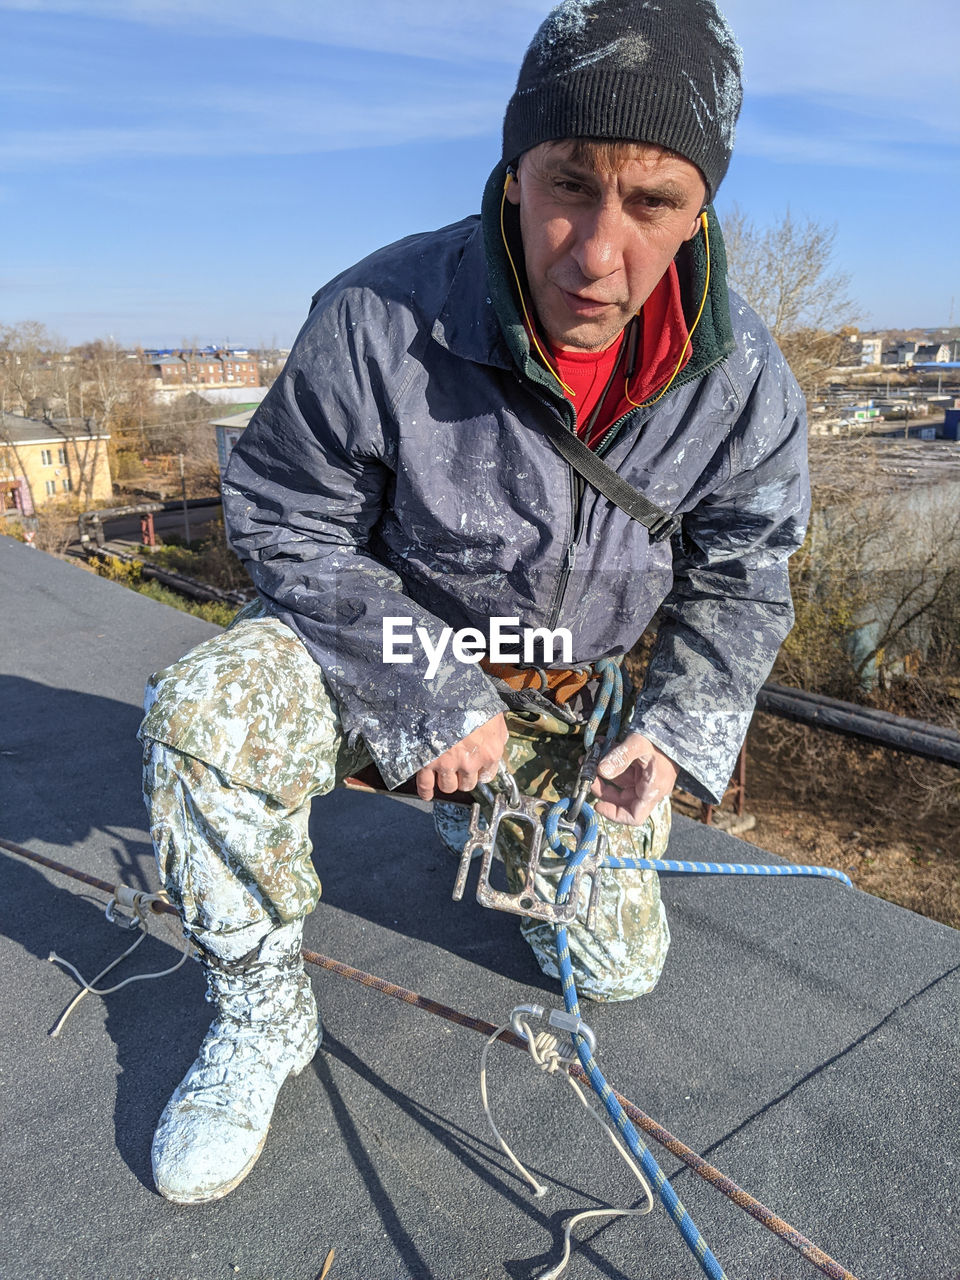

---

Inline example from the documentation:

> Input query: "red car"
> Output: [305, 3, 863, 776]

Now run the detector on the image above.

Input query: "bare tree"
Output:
[775, 439, 960, 692]
[144, 393, 220, 463]
[58, 421, 110, 507]
[721, 205, 857, 400]
[257, 354, 285, 388]
[845, 488, 960, 686]
[71, 339, 153, 434]
[0, 321, 66, 417]
[63, 340, 155, 503]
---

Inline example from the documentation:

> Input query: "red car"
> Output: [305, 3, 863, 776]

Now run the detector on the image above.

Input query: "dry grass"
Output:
[735, 715, 960, 929]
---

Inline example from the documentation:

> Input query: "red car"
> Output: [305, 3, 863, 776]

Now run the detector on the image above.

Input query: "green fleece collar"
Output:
[480, 160, 735, 412]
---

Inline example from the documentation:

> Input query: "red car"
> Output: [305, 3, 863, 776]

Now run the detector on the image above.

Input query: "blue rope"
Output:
[603, 856, 852, 887]
[583, 656, 623, 749]
[538, 650, 854, 1278]
[545, 797, 729, 1280]
[575, 657, 852, 887]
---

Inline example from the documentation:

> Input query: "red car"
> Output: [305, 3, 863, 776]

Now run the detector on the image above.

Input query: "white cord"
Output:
[48, 893, 192, 1038]
[480, 1019, 654, 1280]
[539, 1201, 652, 1280]
[481, 1025, 550, 1196]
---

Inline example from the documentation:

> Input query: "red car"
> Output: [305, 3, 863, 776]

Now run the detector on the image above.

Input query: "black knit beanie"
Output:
[502, 0, 743, 201]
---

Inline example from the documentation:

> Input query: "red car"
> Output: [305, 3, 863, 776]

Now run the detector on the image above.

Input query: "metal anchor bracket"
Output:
[452, 783, 605, 930]
[509, 1003, 598, 1059]
[104, 883, 169, 930]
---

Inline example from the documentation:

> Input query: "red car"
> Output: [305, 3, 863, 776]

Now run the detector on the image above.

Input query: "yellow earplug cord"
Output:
[499, 171, 711, 412]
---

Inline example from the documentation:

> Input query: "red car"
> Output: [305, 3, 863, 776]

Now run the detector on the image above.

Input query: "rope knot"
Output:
[528, 1028, 575, 1075]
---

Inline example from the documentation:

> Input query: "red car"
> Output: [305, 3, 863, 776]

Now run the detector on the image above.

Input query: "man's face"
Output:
[504, 140, 707, 352]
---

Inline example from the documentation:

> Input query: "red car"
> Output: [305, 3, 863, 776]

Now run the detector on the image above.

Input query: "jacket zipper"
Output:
[548, 471, 584, 631]
[593, 349, 732, 458]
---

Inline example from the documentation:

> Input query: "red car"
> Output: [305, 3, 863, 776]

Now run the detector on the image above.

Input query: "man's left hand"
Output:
[590, 732, 678, 826]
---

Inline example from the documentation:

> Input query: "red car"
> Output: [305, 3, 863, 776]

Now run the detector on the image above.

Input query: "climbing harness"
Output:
[455, 657, 851, 926]
[0, 823, 860, 1280]
[453, 656, 854, 1280]
[453, 657, 626, 928]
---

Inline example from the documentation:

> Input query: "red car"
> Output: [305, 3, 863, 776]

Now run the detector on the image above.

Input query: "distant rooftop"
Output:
[143, 347, 252, 359]
[0, 411, 109, 444]
[210, 408, 257, 429]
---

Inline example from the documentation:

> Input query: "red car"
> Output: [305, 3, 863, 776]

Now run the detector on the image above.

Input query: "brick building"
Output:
[145, 349, 260, 389]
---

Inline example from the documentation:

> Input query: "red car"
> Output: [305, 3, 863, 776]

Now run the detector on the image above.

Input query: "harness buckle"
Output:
[648, 512, 681, 542]
[452, 784, 605, 929]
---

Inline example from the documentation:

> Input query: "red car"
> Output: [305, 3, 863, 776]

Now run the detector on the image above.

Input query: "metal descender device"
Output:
[452, 762, 605, 931]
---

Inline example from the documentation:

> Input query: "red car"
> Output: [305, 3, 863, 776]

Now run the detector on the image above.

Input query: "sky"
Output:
[2, 0, 958, 348]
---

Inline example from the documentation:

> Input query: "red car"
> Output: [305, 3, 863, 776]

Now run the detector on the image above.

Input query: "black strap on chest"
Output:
[538, 416, 681, 543]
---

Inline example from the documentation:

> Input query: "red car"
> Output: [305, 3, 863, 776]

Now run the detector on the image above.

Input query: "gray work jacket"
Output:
[223, 202, 809, 804]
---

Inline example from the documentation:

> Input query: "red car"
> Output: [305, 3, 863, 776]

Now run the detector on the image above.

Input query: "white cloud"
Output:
[0, 1, 533, 166]
[0, 94, 505, 168]
[711, 1, 957, 173]
[0, 0, 553, 64]
[6, 0, 956, 105]
[727, 1, 956, 93]
[736, 119, 954, 172]
[724, 0, 957, 127]
[3, 0, 958, 172]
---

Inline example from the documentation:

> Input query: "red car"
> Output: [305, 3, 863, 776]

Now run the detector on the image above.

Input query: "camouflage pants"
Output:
[140, 604, 671, 1001]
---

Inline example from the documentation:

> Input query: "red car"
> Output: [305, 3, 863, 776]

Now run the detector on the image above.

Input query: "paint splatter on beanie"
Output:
[502, 0, 743, 200]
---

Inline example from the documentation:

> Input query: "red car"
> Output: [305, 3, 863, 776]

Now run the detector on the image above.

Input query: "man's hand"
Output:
[590, 732, 678, 826]
[416, 713, 509, 801]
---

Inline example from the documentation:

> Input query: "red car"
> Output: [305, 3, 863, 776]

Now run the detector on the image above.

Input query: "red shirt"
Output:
[548, 261, 692, 449]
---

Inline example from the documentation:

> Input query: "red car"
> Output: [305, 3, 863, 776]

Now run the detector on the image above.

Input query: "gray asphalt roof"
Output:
[1, 532, 958, 1280]
[0, 411, 109, 444]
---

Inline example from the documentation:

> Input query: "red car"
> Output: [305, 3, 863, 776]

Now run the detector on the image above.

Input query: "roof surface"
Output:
[0, 411, 109, 444]
[1, 533, 957, 1280]
[211, 409, 258, 429]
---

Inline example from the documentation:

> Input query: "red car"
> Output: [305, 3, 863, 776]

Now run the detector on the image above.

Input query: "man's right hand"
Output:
[415, 713, 508, 800]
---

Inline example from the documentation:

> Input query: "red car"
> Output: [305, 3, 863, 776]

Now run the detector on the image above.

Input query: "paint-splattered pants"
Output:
[140, 605, 671, 1001]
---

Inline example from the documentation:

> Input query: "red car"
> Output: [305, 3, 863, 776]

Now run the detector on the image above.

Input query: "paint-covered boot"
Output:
[151, 920, 319, 1204]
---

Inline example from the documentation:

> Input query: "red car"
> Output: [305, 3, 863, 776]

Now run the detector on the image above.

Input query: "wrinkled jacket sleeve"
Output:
[221, 292, 505, 789]
[629, 346, 809, 804]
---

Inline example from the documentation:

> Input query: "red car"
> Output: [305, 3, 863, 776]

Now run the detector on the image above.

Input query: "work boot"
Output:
[151, 920, 319, 1204]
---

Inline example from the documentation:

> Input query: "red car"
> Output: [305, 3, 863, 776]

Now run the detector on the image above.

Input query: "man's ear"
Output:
[504, 166, 521, 206]
[683, 211, 704, 242]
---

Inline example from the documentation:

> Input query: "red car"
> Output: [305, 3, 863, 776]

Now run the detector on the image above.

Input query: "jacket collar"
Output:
[431, 220, 514, 370]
